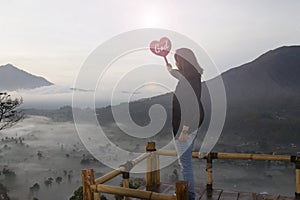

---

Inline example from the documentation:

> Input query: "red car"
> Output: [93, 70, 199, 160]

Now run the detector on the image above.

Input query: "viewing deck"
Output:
[131, 183, 295, 200]
[82, 142, 300, 200]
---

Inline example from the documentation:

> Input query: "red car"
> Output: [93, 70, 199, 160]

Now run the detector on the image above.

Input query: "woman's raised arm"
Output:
[166, 63, 181, 80]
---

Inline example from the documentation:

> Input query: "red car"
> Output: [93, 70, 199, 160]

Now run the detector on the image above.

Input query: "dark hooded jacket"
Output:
[170, 69, 204, 136]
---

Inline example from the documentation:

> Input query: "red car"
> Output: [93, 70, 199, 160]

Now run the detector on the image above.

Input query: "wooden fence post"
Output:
[296, 159, 300, 199]
[82, 169, 95, 200]
[94, 192, 100, 200]
[155, 150, 160, 186]
[206, 153, 213, 197]
[122, 172, 130, 200]
[176, 181, 188, 200]
[146, 141, 160, 191]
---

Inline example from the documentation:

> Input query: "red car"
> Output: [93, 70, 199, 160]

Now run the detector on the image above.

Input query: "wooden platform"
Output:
[131, 183, 295, 200]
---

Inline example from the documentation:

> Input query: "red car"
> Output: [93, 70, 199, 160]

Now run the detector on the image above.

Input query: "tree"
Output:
[69, 186, 107, 200]
[115, 177, 145, 200]
[0, 183, 10, 200]
[0, 92, 23, 130]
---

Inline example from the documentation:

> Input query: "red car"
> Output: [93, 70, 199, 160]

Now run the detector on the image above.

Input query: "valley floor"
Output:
[0, 115, 297, 200]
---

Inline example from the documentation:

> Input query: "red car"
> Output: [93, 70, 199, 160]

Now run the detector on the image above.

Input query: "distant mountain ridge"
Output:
[219, 46, 300, 105]
[0, 64, 53, 91]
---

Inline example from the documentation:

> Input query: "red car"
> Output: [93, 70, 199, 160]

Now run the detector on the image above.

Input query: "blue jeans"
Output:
[175, 131, 197, 200]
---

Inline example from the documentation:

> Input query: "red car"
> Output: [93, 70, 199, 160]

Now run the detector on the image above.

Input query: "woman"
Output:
[167, 48, 204, 200]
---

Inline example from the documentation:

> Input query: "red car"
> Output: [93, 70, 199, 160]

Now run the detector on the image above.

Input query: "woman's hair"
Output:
[174, 48, 203, 76]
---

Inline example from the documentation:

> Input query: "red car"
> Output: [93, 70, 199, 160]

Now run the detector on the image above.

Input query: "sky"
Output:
[1, 0, 300, 87]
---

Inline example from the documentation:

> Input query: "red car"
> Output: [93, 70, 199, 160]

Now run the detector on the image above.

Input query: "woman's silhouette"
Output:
[167, 48, 204, 200]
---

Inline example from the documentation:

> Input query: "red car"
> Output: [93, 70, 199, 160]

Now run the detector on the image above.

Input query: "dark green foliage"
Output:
[69, 186, 107, 200]
[69, 186, 82, 200]
[0, 183, 10, 200]
[2, 167, 16, 177]
[30, 183, 40, 192]
[101, 195, 108, 200]
[55, 176, 63, 184]
[44, 177, 53, 187]
[115, 177, 146, 200]
[127, 177, 145, 189]
[69, 179, 141, 200]
[0, 92, 23, 130]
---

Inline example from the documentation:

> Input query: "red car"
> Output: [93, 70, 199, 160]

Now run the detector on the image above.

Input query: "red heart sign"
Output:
[150, 37, 172, 57]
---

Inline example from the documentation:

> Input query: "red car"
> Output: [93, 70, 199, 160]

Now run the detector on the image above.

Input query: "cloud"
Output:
[16, 85, 73, 95]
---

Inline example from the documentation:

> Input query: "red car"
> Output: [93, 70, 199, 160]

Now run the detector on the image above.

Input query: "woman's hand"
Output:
[166, 63, 172, 72]
[178, 125, 189, 142]
[179, 131, 188, 142]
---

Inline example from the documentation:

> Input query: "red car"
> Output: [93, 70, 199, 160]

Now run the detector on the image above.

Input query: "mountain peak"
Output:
[254, 46, 300, 87]
[1, 63, 25, 72]
[2, 63, 14, 67]
[1, 63, 18, 69]
[259, 45, 300, 60]
[0, 64, 53, 91]
[220, 45, 300, 103]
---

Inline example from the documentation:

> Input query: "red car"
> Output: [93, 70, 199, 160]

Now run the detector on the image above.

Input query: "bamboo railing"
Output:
[82, 142, 300, 200]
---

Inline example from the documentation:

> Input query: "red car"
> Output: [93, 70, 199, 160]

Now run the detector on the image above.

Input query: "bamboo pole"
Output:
[95, 153, 151, 185]
[82, 169, 95, 200]
[206, 154, 213, 197]
[155, 152, 160, 185]
[176, 181, 188, 200]
[95, 184, 176, 200]
[156, 150, 293, 162]
[296, 160, 300, 199]
[192, 151, 203, 158]
[146, 142, 155, 190]
[156, 150, 202, 158]
[122, 172, 130, 200]
[217, 153, 291, 162]
[156, 150, 177, 156]
[123, 178, 130, 188]
[93, 192, 100, 200]
[95, 167, 124, 184]
[82, 170, 88, 200]
[157, 150, 293, 161]
[131, 152, 151, 165]
[146, 142, 160, 191]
